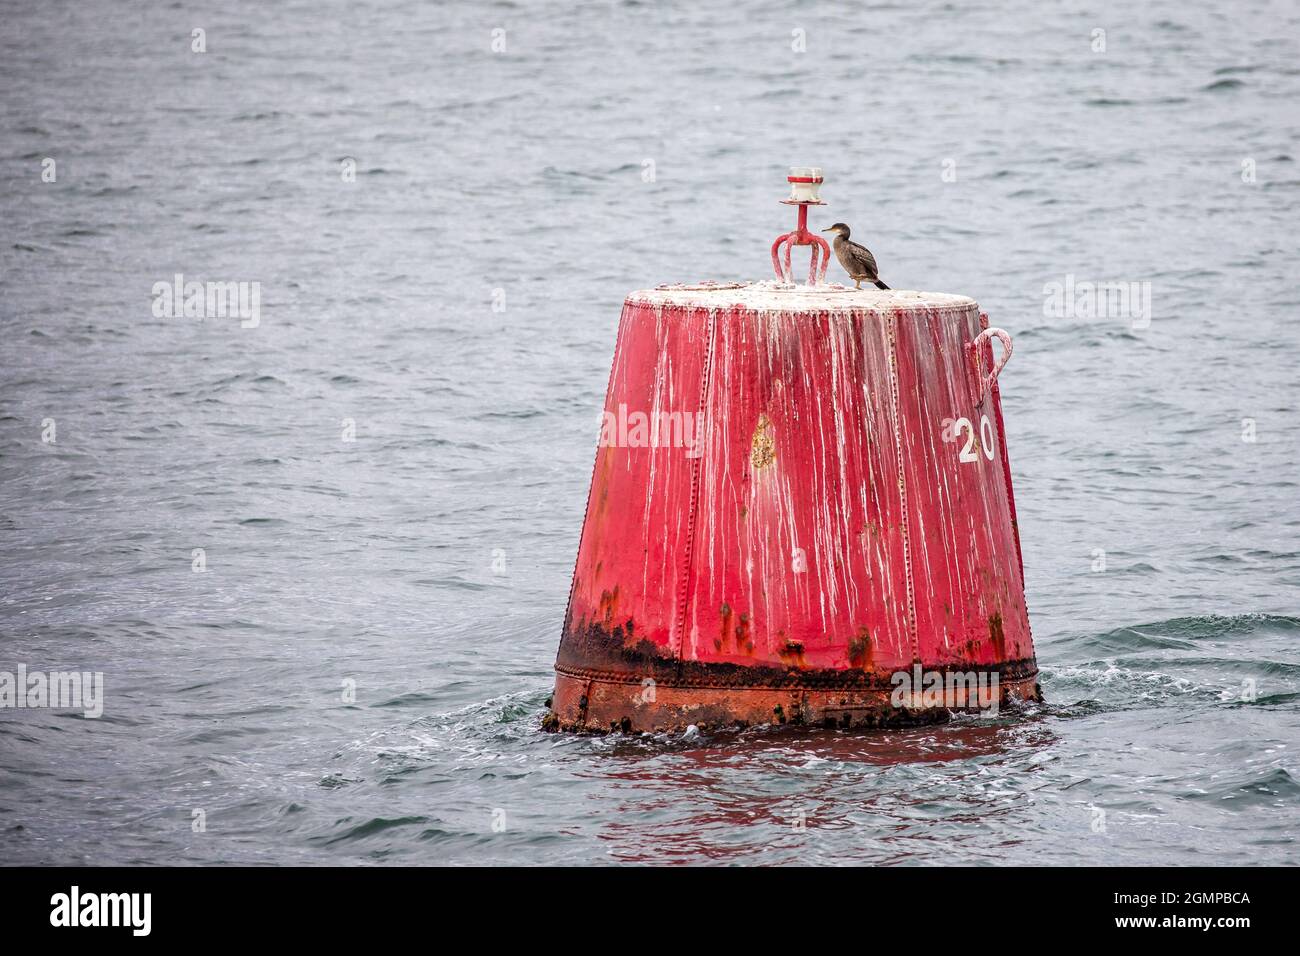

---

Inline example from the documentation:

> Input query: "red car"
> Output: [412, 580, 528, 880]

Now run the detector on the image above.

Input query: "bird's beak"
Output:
[820, 227, 834, 233]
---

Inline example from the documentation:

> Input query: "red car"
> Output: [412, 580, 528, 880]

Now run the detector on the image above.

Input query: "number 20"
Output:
[953, 415, 995, 463]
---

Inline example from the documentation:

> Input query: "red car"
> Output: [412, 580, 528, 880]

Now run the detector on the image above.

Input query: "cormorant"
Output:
[821, 223, 889, 290]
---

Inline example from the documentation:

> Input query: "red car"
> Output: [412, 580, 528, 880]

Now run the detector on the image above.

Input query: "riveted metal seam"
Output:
[885, 312, 920, 662]
[673, 305, 717, 666]
[554, 656, 1040, 690]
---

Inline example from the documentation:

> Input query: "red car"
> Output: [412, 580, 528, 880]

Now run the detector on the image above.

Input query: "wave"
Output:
[1078, 614, 1300, 654]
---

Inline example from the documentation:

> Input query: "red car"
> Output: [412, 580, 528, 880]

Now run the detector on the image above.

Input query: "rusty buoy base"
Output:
[545, 661, 1040, 735]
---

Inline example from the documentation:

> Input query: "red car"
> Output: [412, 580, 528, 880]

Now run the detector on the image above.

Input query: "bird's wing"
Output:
[846, 240, 878, 277]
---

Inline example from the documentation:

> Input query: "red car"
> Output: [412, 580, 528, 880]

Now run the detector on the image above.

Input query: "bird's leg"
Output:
[853, 278, 862, 290]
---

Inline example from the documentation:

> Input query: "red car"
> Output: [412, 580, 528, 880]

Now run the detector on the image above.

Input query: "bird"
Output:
[821, 223, 889, 289]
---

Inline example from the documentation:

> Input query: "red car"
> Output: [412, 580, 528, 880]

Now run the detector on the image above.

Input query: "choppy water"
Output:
[2, 0, 1298, 865]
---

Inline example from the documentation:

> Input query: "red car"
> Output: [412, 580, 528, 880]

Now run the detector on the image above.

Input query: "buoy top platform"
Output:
[545, 168, 1039, 735]
[628, 280, 977, 312]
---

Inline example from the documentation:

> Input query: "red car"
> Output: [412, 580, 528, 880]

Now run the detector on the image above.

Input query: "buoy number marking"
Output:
[949, 415, 996, 463]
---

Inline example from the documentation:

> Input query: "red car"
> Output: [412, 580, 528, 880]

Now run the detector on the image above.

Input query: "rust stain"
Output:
[777, 639, 806, 668]
[718, 602, 753, 654]
[848, 627, 874, 668]
[988, 611, 1006, 659]
[597, 586, 621, 629]
[736, 611, 752, 653]
[750, 414, 776, 470]
[555, 611, 679, 684]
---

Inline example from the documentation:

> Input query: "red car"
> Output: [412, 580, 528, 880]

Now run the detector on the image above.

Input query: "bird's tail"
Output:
[874, 279, 890, 290]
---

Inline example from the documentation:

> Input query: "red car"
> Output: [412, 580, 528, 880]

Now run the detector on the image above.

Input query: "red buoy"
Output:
[547, 169, 1039, 733]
